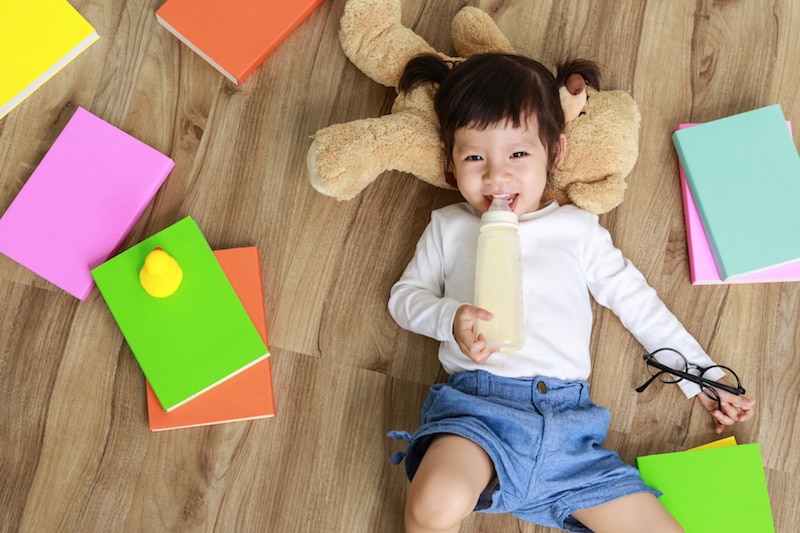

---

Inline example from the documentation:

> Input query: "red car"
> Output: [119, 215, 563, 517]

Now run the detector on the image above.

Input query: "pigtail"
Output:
[399, 54, 451, 93]
[556, 59, 601, 90]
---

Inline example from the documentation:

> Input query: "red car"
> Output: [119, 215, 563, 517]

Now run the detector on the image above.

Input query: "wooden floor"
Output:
[1, 1, 798, 531]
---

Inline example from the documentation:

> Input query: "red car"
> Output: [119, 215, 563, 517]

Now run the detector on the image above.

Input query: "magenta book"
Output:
[0, 107, 174, 299]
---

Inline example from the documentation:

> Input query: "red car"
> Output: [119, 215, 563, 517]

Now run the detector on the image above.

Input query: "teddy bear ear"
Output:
[564, 73, 585, 95]
[556, 60, 600, 123]
[560, 80, 588, 123]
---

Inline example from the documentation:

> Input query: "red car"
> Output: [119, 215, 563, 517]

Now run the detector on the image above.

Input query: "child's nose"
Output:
[484, 161, 510, 183]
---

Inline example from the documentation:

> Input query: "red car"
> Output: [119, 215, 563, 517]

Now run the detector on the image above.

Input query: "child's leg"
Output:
[404, 434, 495, 533]
[571, 492, 684, 533]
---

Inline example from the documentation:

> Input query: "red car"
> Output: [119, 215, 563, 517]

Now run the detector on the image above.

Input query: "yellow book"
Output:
[0, 0, 99, 120]
[689, 435, 737, 451]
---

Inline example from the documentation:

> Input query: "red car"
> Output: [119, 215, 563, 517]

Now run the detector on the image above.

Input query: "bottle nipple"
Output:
[489, 195, 512, 211]
[139, 247, 183, 298]
[482, 195, 518, 225]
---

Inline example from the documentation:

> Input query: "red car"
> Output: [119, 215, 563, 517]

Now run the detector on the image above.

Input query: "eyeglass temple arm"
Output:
[635, 372, 664, 393]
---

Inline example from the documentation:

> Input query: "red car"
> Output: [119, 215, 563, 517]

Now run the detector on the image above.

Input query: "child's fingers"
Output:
[454, 327, 493, 363]
[718, 390, 755, 420]
[462, 305, 493, 323]
[467, 334, 497, 364]
[717, 387, 755, 408]
[710, 399, 753, 433]
[723, 399, 754, 422]
[710, 407, 738, 433]
[453, 304, 497, 363]
[713, 408, 737, 426]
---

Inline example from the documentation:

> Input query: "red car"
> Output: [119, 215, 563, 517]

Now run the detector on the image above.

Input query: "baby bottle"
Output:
[474, 195, 524, 352]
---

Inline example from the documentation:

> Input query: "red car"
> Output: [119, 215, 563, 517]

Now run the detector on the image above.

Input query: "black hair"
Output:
[399, 53, 565, 174]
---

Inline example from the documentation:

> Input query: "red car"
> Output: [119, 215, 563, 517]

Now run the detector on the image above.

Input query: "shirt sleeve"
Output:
[583, 219, 724, 398]
[388, 216, 464, 344]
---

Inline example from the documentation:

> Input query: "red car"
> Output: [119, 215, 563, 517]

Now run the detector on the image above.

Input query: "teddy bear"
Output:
[306, 0, 641, 214]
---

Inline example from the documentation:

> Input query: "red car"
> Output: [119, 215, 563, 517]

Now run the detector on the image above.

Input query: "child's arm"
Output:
[388, 217, 464, 343]
[582, 215, 757, 431]
[695, 379, 756, 434]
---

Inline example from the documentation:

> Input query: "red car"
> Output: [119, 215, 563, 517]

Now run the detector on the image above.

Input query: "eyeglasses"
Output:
[636, 348, 745, 411]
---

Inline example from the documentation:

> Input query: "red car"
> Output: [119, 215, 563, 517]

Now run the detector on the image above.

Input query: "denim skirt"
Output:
[389, 370, 659, 532]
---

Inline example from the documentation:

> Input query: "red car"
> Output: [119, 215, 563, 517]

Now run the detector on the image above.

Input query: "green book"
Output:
[91, 216, 268, 412]
[672, 104, 800, 280]
[637, 443, 774, 532]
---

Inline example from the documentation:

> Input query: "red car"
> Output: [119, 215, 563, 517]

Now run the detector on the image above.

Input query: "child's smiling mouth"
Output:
[484, 193, 519, 211]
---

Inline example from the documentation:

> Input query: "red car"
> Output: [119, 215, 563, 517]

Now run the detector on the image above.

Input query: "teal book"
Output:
[637, 443, 774, 532]
[91, 216, 268, 412]
[672, 104, 800, 280]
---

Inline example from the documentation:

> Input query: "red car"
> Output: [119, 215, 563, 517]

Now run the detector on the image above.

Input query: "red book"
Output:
[146, 246, 275, 431]
[155, 0, 325, 84]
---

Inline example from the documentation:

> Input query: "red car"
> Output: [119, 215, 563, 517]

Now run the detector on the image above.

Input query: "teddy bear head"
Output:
[544, 62, 642, 213]
[307, 0, 641, 215]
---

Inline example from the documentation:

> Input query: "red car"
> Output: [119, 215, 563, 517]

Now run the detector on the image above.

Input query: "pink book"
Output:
[0, 107, 174, 299]
[677, 122, 800, 285]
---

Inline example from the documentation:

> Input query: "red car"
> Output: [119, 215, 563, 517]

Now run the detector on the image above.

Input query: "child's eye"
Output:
[466, 155, 483, 161]
[511, 152, 527, 158]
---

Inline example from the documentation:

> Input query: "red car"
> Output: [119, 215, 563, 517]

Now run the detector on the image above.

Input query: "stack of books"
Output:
[637, 437, 775, 532]
[673, 104, 800, 285]
[91, 218, 276, 431]
[145, 247, 275, 431]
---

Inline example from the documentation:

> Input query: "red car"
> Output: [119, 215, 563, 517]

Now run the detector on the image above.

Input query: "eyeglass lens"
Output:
[647, 348, 689, 384]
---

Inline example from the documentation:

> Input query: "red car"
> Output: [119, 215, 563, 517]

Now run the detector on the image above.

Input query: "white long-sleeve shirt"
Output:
[388, 201, 720, 398]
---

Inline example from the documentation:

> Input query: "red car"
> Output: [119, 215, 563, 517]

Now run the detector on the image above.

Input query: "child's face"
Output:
[450, 116, 555, 216]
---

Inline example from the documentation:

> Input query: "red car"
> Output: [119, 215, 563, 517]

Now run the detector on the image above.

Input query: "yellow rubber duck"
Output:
[139, 247, 183, 298]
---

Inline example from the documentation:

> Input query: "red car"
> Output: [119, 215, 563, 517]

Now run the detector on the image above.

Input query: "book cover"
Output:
[677, 122, 800, 285]
[155, 0, 325, 85]
[0, 107, 174, 300]
[637, 443, 774, 532]
[146, 246, 276, 431]
[91, 217, 269, 412]
[672, 104, 800, 280]
[0, 0, 99, 120]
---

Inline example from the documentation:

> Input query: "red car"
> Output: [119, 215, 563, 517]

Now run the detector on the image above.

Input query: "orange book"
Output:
[155, 0, 325, 84]
[146, 246, 276, 430]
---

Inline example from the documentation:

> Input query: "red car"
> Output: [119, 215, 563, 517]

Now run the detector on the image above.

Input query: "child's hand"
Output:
[695, 379, 756, 434]
[453, 304, 499, 364]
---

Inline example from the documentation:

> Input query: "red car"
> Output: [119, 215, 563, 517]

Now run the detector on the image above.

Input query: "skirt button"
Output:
[537, 381, 547, 394]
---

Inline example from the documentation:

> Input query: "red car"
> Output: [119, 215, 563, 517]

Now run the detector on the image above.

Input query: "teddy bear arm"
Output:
[339, 0, 440, 88]
[308, 112, 446, 200]
[565, 174, 628, 214]
[451, 6, 515, 57]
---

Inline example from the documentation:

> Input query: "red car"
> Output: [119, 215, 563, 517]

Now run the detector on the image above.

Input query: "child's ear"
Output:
[446, 170, 457, 188]
[445, 160, 457, 188]
[443, 141, 458, 188]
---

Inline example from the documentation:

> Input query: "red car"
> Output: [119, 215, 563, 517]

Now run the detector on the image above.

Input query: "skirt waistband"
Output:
[447, 370, 589, 406]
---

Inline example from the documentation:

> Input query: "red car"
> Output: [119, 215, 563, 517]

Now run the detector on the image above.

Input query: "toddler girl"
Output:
[387, 53, 754, 533]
